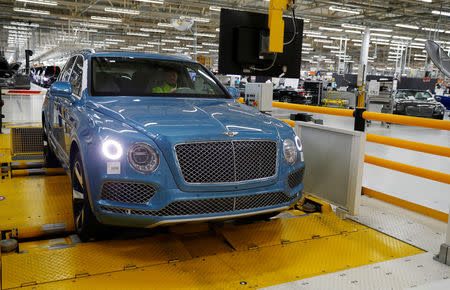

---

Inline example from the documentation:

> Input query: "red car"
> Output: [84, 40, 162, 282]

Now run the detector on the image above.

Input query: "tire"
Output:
[71, 152, 103, 242]
[43, 131, 61, 168]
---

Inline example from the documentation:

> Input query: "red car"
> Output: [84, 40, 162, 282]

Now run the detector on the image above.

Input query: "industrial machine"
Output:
[244, 82, 274, 112]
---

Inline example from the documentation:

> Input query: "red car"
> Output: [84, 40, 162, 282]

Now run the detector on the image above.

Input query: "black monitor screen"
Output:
[219, 9, 303, 78]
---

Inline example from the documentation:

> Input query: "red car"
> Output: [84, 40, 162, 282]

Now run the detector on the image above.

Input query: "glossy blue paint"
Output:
[42, 51, 305, 228]
[49, 81, 72, 98]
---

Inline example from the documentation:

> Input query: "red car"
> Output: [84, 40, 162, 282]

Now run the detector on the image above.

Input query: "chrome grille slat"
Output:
[175, 140, 277, 184]
[100, 181, 157, 204]
[100, 191, 299, 217]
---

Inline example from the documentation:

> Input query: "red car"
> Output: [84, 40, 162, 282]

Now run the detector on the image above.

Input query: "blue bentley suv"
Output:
[42, 50, 305, 240]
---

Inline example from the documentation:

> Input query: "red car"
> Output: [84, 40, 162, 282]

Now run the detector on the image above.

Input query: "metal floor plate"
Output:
[0, 175, 74, 239]
[1, 210, 423, 289]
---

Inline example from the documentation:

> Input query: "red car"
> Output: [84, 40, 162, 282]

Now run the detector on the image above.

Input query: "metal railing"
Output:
[273, 100, 450, 186]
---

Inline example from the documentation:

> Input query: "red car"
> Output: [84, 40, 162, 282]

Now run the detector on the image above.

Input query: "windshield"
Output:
[90, 56, 229, 98]
[395, 90, 432, 101]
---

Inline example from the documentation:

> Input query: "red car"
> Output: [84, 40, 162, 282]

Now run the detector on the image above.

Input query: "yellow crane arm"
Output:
[268, 0, 292, 53]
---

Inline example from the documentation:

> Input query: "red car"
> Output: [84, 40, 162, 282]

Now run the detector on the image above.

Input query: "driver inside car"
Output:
[152, 68, 178, 93]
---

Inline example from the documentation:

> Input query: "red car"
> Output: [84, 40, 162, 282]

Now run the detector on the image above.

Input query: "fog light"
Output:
[102, 140, 123, 160]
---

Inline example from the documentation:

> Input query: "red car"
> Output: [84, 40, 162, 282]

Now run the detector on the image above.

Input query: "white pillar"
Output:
[357, 27, 370, 87]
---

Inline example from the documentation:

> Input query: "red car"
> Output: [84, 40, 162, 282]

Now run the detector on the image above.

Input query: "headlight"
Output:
[294, 136, 302, 152]
[102, 140, 123, 160]
[283, 139, 297, 165]
[128, 142, 160, 174]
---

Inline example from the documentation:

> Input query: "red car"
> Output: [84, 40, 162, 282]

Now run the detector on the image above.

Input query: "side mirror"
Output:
[50, 81, 74, 101]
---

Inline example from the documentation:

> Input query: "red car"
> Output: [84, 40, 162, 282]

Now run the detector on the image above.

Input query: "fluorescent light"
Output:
[157, 22, 172, 27]
[161, 39, 180, 43]
[91, 16, 122, 23]
[303, 30, 321, 35]
[174, 46, 189, 50]
[190, 17, 210, 23]
[73, 27, 98, 33]
[313, 39, 333, 43]
[341, 24, 365, 30]
[345, 30, 362, 34]
[208, 49, 218, 53]
[186, 45, 202, 48]
[329, 6, 360, 15]
[303, 43, 312, 47]
[323, 45, 340, 49]
[127, 32, 150, 37]
[137, 43, 154, 47]
[162, 48, 176, 52]
[330, 37, 349, 40]
[105, 38, 125, 42]
[414, 54, 427, 57]
[175, 36, 194, 41]
[147, 41, 162, 45]
[306, 34, 327, 39]
[302, 47, 314, 51]
[432, 10, 450, 17]
[140, 28, 165, 33]
[302, 51, 310, 54]
[354, 43, 362, 46]
[352, 39, 362, 42]
[370, 28, 392, 32]
[319, 26, 343, 32]
[13, 7, 50, 15]
[371, 33, 391, 38]
[134, 0, 164, 4]
[16, 0, 57, 6]
[105, 7, 140, 15]
[195, 33, 216, 38]
[414, 38, 427, 42]
[11, 21, 39, 27]
[393, 35, 412, 40]
[74, 22, 109, 28]
[422, 27, 445, 33]
[202, 42, 218, 47]
[209, 6, 221, 11]
[395, 24, 419, 30]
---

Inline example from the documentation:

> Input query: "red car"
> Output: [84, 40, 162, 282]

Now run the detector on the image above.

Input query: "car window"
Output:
[90, 56, 229, 98]
[59, 57, 76, 82]
[70, 56, 83, 97]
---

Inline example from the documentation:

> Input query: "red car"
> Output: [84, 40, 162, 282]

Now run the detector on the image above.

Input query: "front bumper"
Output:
[94, 165, 305, 228]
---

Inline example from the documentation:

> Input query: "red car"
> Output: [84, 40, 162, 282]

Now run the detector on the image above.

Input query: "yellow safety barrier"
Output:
[364, 155, 450, 185]
[366, 134, 450, 158]
[273, 101, 355, 118]
[363, 111, 450, 131]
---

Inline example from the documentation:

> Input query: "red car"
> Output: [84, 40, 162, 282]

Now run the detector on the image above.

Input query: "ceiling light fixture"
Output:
[140, 28, 165, 33]
[104, 7, 140, 15]
[370, 28, 393, 32]
[202, 42, 219, 47]
[190, 17, 210, 23]
[209, 6, 221, 11]
[127, 32, 150, 37]
[395, 24, 419, 30]
[195, 33, 216, 38]
[432, 10, 450, 17]
[105, 38, 125, 42]
[341, 24, 365, 30]
[91, 16, 122, 23]
[161, 39, 180, 43]
[313, 39, 333, 43]
[345, 30, 362, 34]
[329, 6, 360, 15]
[134, 0, 164, 4]
[157, 22, 172, 27]
[16, 0, 57, 6]
[175, 36, 194, 41]
[393, 35, 412, 40]
[319, 26, 343, 32]
[13, 7, 50, 15]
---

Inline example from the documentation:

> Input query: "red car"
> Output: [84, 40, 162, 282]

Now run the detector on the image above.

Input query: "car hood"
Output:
[87, 97, 281, 141]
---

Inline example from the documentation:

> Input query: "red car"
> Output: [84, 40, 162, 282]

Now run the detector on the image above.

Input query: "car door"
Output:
[51, 56, 76, 161]
[59, 55, 84, 160]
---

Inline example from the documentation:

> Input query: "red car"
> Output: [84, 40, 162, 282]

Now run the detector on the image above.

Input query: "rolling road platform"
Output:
[0, 127, 447, 289]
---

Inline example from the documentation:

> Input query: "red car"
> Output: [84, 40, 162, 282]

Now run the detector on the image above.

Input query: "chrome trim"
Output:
[173, 139, 279, 185]
[145, 206, 288, 228]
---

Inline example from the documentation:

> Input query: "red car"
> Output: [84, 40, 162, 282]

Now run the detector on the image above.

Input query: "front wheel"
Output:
[71, 153, 103, 242]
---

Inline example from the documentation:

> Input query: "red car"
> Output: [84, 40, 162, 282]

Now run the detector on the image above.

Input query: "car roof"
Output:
[74, 49, 195, 63]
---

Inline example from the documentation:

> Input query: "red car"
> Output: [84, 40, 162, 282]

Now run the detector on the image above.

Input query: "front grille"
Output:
[11, 127, 44, 154]
[288, 167, 305, 189]
[100, 181, 157, 204]
[405, 105, 434, 117]
[100, 190, 300, 217]
[175, 140, 277, 184]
